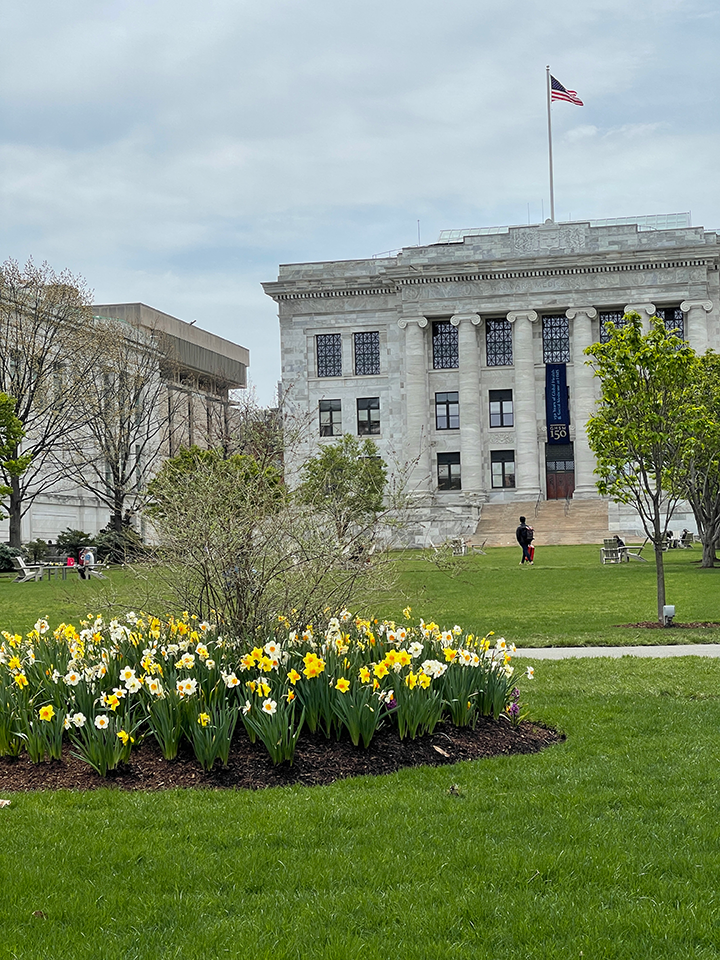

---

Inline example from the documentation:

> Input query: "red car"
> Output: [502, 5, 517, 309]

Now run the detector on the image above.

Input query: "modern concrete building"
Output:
[1, 303, 249, 542]
[264, 213, 718, 544]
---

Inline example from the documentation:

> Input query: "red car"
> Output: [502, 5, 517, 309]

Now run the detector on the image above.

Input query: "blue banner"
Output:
[546, 363, 569, 444]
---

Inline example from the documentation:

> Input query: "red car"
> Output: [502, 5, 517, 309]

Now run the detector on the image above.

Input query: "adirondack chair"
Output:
[11, 556, 45, 582]
[600, 544, 623, 564]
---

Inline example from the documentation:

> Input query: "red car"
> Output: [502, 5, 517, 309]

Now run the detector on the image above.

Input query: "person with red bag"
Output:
[516, 516, 535, 565]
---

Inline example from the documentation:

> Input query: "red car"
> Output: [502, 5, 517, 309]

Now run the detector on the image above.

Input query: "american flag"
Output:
[551, 76, 583, 106]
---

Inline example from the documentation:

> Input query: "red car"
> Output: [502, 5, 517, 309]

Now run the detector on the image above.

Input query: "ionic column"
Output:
[451, 313, 485, 500]
[625, 302, 656, 333]
[680, 299, 712, 354]
[507, 310, 541, 500]
[398, 315, 431, 493]
[566, 306, 598, 499]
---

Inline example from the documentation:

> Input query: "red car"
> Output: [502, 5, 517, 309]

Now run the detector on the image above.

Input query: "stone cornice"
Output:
[264, 252, 717, 302]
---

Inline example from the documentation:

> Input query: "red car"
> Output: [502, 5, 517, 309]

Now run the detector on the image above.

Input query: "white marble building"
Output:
[263, 215, 718, 541]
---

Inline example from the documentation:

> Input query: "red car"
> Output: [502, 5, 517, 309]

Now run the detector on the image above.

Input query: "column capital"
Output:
[624, 302, 655, 316]
[398, 315, 428, 330]
[680, 299, 713, 313]
[566, 306, 597, 321]
[506, 310, 538, 324]
[450, 313, 481, 327]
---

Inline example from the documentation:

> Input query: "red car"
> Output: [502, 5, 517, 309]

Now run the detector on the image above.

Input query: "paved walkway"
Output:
[515, 644, 720, 659]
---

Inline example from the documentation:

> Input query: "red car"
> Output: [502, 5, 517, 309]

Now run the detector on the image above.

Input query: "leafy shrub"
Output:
[0, 543, 23, 573]
[56, 528, 94, 561]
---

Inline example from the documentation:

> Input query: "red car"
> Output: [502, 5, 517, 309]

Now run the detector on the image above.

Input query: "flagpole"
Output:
[546, 65, 555, 222]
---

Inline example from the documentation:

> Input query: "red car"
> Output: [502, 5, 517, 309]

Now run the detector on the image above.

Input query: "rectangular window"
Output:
[542, 315, 570, 363]
[437, 452, 461, 490]
[489, 389, 513, 428]
[357, 397, 380, 435]
[354, 331, 380, 375]
[599, 310, 627, 344]
[491, 450, 515, 489]
[319, 399, 342, 436]
[432, 321, 459, 369]
[655, 306, 685, 340]
[435, 391, 459, 430]
[486, 318, 513, 366]
[316, 334, 342, 377]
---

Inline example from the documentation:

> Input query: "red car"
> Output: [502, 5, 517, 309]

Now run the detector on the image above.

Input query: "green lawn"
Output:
[3, 656, 720, 959]
[2, 545, 719, 647]
[0, 566, 167, 636]
[376, 544, 720, 646]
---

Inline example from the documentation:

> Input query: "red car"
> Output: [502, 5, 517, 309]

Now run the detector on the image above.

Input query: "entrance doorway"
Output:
[546, 443, 575, 500]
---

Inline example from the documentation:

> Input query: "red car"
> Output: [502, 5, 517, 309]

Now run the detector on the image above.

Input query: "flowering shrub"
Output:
[0, 609, 533, 773]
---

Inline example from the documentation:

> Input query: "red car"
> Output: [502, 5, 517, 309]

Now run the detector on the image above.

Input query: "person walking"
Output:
[516, 516, 534, 565]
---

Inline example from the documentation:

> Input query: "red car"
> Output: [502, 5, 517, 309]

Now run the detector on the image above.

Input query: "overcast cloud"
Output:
[2, 0, 718, 403]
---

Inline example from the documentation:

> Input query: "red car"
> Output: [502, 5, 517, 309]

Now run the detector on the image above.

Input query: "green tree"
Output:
[0, 392, 31, 519]
[297, 435, 388, 544]
[585, 314, 697, 623]
[676, 351, 720, 568]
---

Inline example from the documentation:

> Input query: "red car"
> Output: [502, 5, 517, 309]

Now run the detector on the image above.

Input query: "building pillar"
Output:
[680, 299, 712, 354]
[624, 302, 656, 332]
[566, 306, 598, 499]
[451, 313, 485, 500]
[507, 310, 541, 500]
[398, 315, 431, 494]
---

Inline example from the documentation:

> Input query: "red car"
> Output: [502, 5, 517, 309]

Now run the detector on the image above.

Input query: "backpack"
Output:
[526, 525, 534, 543]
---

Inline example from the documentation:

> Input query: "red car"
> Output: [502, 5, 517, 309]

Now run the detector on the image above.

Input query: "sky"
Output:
[2, 0, 719, 405]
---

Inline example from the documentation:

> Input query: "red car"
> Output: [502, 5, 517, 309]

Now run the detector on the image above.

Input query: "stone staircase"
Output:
[468, 499, 616, 548]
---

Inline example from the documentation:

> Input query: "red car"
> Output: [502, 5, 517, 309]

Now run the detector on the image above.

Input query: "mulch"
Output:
[0, 718, 563, 793]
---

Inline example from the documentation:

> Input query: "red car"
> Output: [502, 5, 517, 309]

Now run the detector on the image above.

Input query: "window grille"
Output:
[485, 319, 513, 366]
[437, 452, 461, 490]
[655, 307, 685, 340]
[599, 311, 627, 343]
[490, 450, 515, 489]
[432, 321, 459, 369]
[357, 397, 380, 435]
[435, 392, 459, 430]
[542, 315, 570, 363]
[354, 331, 380, 375]
[316, 334, 342, 377]
[319, 399, 342, 436]
[489, 389, 513, 427]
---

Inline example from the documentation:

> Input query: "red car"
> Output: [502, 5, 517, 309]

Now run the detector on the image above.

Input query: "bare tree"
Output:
[0, 258, 99, 546]
[60, 318, 181, 533]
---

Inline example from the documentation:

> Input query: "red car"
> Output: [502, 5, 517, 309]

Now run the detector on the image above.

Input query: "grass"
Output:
[376, 544, 720, 646]
[0, 566, 167, 636]
[2, 545, 718, 647]
[3, 656, 720, 958]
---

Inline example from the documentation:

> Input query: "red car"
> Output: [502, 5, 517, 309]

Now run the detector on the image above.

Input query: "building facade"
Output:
[1, 303, 249, 543]
[264, 216, 719, 542]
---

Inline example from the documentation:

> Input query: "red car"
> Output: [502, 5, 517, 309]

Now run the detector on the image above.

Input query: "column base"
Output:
[572, 484, 601, 500]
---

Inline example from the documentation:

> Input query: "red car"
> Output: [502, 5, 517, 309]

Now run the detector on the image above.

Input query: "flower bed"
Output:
[0, 609, 533, 774]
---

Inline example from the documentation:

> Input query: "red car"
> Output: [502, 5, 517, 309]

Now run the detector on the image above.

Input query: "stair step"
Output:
[468, 499, 625, 547]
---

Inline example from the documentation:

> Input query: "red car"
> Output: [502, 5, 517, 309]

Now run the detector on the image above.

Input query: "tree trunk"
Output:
[8, 477, 22, 547]
[112, 490, 124, 533]
[654, 541, 667, 623]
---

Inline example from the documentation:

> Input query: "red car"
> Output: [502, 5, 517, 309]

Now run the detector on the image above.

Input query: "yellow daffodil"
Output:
[39, 705, 55, 722]
[335, 677, 351, 693]
[197, 713, 211, 727]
